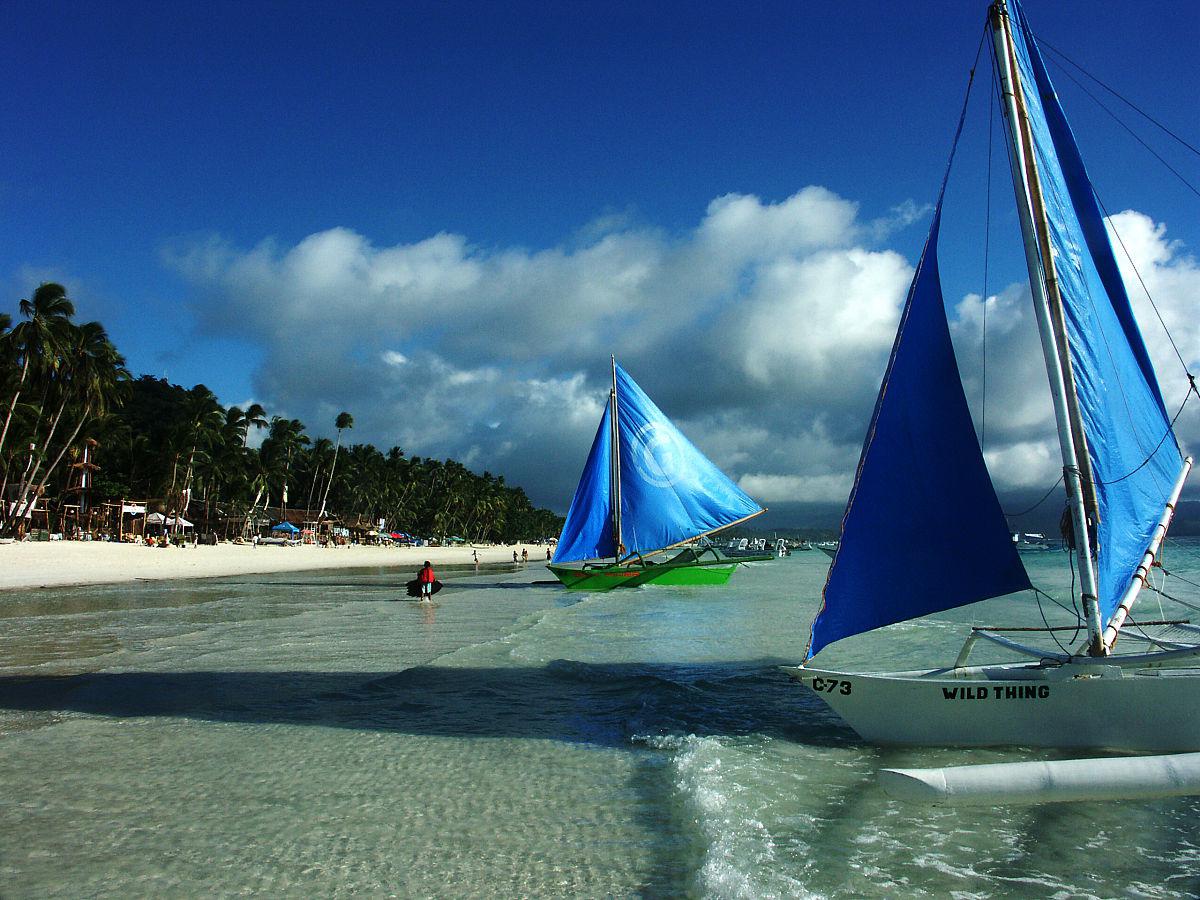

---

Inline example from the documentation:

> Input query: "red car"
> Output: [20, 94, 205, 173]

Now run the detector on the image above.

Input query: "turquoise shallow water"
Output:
[3, 546, 1200, 898]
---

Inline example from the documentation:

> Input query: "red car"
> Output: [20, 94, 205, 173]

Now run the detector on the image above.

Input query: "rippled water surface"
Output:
[4, 546, 1200, 897]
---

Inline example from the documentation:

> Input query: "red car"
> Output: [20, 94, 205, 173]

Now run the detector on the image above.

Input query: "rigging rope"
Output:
[1159, 564, 1200, 593]
[1048, 59, 1200, 201]
[1091, 187, 1198, 384]
[1037, 38, 1200, 161]
[1032, 586, 1082, 654]
[1003, 474, 1064, 518]
[980, 65, 996, 452]
[1091, 389, 1193, 486]
[1146, 584, 1200, 615]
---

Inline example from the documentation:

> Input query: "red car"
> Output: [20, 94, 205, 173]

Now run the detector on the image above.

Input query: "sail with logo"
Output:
[549, 359, 766, 590]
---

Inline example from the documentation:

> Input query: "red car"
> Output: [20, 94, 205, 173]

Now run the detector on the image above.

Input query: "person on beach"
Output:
[417, 560, 436, 601]
[521, 548, 528, 563]
[513, 550, 519, 563]
[472, 549, 479, 566]
[546, 547, 552, 561]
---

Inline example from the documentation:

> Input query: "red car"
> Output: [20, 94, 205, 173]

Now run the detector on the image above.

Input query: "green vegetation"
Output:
[0, 284, 563, 542]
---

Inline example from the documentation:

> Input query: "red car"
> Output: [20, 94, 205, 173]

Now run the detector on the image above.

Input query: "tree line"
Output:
[0, 284, 564, 542]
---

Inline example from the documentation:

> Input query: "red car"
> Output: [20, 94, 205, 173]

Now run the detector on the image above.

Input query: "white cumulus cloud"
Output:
[169, 191, 1200, 517]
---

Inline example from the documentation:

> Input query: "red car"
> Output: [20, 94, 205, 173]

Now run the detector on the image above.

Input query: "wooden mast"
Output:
[610, 355, 623, 560]
[990, 0, 1105, 655]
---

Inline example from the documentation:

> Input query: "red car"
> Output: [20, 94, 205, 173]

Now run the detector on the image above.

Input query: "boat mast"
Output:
[990, 0, 1105, 655]
[610, 355, 623, 559]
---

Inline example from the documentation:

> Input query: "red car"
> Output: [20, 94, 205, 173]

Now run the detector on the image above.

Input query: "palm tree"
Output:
[243, 403, 267, 446]
[304, 437, 335, 515]
[170, 386, 225, 531]
[3, 320, 128, 536]
[317, 411, 352, 519]
[0, 311, 12, 468]
[0, 310, 11, 370]
[260, 417, 309, 522]
[0, 283, 75, 465]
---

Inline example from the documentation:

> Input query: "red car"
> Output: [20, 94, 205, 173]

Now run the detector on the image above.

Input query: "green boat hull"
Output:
[548, 549, 768, 591]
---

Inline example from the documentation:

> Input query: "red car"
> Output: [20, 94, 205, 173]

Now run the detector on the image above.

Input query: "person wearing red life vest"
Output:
[417, 560, 436, 600]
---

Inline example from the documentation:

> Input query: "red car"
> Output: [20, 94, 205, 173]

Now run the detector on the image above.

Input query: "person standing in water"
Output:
[417, 560, 436, 601]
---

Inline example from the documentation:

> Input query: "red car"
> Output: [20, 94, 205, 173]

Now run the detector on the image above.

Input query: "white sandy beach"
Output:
[0, 541, 548, 591]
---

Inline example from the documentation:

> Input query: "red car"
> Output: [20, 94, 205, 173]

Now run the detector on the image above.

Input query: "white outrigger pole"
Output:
[990, 1, 1106, 655]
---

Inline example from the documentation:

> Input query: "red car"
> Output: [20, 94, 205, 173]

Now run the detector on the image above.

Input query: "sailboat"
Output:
[549, 359, 767, 591]
[784, 0, 1200, 751]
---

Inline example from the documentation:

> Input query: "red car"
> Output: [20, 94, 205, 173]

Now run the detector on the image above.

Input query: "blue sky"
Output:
[3, 0, 1197, 515]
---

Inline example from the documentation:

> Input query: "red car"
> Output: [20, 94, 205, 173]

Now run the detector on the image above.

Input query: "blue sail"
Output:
[807, 210, 1031, 659]
[553, 401, 617, 564]
[613, 364, 762, 556]
[1009, 0, 1183, 627]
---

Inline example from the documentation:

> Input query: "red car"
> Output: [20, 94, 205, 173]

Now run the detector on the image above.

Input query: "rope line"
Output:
[980, 65, 995, 451]
[1147, 584, 1200, 615]
[1091, 390, 1192, 486]
[1049, 58, 1200, 200]
[1159, 565, 1200, 593]
[1092, 188, 1198, 381]
[1038, 38, 1200, 161]
[1004, 475, 1064, 518]
[1034, 589, 1073, 654]
[1028, 586, 1083, 655]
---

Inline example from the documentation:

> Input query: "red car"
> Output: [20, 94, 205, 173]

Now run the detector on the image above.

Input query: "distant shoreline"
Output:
[0, 542, 549, 592]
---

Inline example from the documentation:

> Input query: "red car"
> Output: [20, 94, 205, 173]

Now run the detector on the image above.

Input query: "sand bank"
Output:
[0, 541, 550, 591]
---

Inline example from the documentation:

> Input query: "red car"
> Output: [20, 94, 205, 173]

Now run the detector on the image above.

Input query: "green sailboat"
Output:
[549, 359, 767, 591]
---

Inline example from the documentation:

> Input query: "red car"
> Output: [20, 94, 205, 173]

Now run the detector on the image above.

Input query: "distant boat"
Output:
[724, 548, 777, 561]
[785, 0, 1199, 751]
[815, 542, 839, 560]
[549, 359, 766, 590]
[1012, 532, 1054, 551]
[721, 537, 777, 560]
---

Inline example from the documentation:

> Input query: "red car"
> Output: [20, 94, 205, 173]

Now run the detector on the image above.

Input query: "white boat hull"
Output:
[783, 662, 1200, 752]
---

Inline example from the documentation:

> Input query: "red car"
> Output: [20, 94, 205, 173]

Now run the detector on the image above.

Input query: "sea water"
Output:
[3, 545, 1200, 898]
